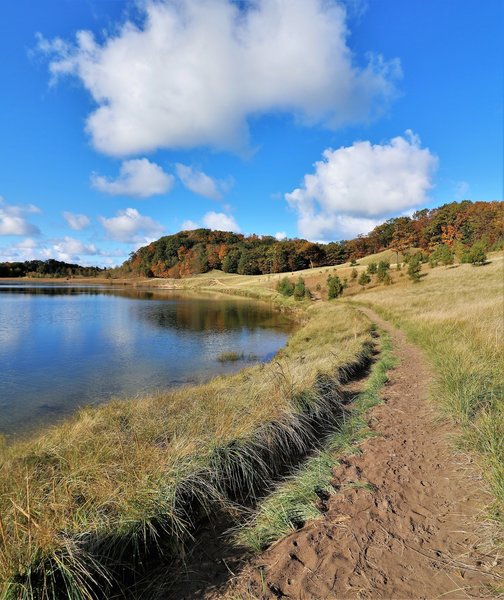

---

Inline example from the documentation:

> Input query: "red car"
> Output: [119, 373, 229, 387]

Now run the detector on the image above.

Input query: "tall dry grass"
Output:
[236, 329, 396, 553]
[0, 302, 372, 599]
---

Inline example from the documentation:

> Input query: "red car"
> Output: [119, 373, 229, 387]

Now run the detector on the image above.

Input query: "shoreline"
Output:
[0, 296, 374, 597]
[0, 282, 297, 442]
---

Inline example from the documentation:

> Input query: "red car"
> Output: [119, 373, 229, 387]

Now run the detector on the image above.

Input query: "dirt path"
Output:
[224, 307, 500, 599]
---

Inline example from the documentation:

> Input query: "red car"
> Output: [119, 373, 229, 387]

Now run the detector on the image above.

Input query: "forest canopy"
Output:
[121, 201, 503, 278]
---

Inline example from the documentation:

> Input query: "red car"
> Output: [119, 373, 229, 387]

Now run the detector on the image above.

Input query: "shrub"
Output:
[350, 258, 358, 266]
[429, 244, 454, 268]
[327, 275, 344, 299]
[293, 277, 308, 300]
[383, 272, 393, 285]
[351, 268, 358, 280]
[367, 262, 377, 274]
[407, 254, 422, 282]
[358, 272, 371, 287]
[376, 260, 390, 282]
[462, 241, 487, 265]
[277, 277, 294, 297]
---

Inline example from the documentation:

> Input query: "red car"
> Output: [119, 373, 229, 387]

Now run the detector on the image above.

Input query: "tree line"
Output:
[119, 200, 502, 278]
[0, 259, 104, 278]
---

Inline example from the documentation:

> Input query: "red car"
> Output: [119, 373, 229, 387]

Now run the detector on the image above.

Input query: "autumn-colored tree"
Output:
[390, 217, 417, 264]
[440, 224, 462, 249]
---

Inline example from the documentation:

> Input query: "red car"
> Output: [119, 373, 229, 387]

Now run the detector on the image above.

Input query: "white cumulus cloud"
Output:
[91, 158, 174, 198]
[98, 208, 165, 243]
[202, 211, 241, 232]
[181, 219, 199, 231]
[275, 231, 287, 241]
[286, 131, 438, 240]
[63, 211, 91, 230]
[52, 236, 98, 260]
[0, 197, 41, 236]
[176, 164, 231, 200]
[38, 0, 400, 156]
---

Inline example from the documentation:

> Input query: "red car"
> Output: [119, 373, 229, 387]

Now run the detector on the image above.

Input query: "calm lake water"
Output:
[0, 284, 293, 436]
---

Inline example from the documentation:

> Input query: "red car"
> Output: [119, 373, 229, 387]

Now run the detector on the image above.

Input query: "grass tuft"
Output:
[236, 331, 396, 553]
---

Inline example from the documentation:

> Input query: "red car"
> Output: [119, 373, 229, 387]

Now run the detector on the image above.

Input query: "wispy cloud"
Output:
[63, 211, 91, 230]
[91, 158, 174, 198]
[0, 197, 41, 236]
[176, 164, 232, 200]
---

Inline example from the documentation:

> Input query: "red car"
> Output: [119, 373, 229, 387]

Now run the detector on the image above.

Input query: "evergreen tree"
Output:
[407, 254, 422, 282]
[466, 241, 487, 265]
[358, 272, 371, 287]
[293, 277, 307, 300]
[376, 260, 390, 282]
[327, 275, 344, 299]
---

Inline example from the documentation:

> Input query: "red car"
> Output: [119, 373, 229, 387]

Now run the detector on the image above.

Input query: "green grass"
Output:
[0, 301, 373, 599]
[236, 330, 396, 553]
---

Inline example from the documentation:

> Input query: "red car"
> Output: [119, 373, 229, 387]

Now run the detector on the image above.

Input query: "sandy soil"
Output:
[220, 307, 501, 599]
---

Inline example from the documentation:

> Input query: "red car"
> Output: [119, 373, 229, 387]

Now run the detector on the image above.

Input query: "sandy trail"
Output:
[223, 307, 500, 599]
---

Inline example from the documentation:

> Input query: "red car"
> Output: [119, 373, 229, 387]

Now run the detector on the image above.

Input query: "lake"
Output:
[0, 284, 293, 436]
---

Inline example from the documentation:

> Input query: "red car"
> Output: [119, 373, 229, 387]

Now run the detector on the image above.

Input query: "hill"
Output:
[118, 200, 503, 278]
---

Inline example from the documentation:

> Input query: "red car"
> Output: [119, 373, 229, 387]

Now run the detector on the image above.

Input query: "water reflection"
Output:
[0, 284, 293, 436]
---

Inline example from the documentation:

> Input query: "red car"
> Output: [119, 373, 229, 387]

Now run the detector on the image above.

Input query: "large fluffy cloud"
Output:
[286, 131, 438, 240]
[38, 0, 400, 156]
[91, 159, 174, 198]
[0, 197, 41, 236]
[98, 208, 165, 243]
[176, 164, 231, 200]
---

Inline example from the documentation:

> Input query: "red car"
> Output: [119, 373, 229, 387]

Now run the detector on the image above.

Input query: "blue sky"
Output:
[0, 0, 502, 267]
